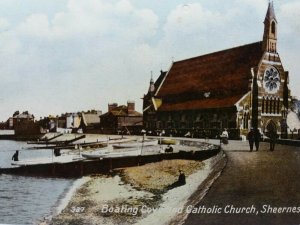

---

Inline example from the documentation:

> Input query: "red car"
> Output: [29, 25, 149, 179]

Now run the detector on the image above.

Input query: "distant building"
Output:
[100, 101, 143, 134]
[13, 111, 41, 136]
[80, 110, 102, 133]
[143, 3, 291, 139]
[65, 113, 81, 129]
[0, 122, 6, 129]
[56, 112, 82, 133]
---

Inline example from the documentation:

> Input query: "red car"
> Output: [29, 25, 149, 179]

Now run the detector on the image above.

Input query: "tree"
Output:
[13, 111, 20, 117]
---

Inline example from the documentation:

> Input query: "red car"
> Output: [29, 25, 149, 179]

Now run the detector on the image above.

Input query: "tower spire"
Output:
[262, 1, 277, 52]
[148, 71, 155, 95]
[264, 1, 277, 23]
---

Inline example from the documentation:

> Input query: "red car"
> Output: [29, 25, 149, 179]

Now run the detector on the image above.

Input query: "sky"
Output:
[0, 0, 299, 121]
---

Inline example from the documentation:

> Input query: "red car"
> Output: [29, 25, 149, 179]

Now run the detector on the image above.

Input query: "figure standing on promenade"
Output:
[178, 170, 186, 185]
[12, 150, 19, 161]
[221, 128, 229, 144]
[254, 129, 261, 151]
[165, 144, 173, 153]
[247, 128, 255, 152]
[269, 130, 278, 151]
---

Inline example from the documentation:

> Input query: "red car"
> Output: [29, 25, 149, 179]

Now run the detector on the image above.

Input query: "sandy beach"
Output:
[49, 151, 225, 225]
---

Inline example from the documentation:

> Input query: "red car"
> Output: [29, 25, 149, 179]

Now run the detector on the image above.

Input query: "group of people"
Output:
[221, 128, 278, 152]
[247, 128, 278, 152]
[247, 128, 261, 151]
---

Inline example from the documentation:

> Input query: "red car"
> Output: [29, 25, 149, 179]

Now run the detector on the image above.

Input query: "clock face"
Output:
[263, 66, 280, 94]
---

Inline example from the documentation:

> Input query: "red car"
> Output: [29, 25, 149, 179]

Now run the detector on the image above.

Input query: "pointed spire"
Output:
[150, 71, 154, 83]
[264, 1, 277, 23]
[262, 1, 278, 52]
[148, 71, 155, 94]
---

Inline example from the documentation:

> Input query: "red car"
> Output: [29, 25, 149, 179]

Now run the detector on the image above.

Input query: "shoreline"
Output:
[38, 177, 91, 225]
[48, 152, 225, 225]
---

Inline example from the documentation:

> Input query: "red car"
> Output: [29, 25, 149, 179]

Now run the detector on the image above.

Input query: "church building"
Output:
[143, 3, 291, 139]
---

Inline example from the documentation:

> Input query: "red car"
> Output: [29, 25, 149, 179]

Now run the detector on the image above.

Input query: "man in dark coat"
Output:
[254, 129, 261, 151]
[178, 170, 186, 185]
[247, 128, 255, 152]
[12, 150, 19, 161]
[269, 130, 278, 151]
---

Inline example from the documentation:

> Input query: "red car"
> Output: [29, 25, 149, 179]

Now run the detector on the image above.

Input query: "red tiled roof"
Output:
[157, 42, 263, 111]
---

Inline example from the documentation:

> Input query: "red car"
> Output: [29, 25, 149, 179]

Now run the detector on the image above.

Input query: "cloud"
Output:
[0, 0, 299, 121]
[0, 18, 9, 30]
[279, 1, 300, 35]
[16, 0, 158, 41]
[0, 0, 160, 120]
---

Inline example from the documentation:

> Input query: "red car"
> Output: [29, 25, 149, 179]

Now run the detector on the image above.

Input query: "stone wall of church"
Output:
[144, 107, 240, 139]
[256, 52, 289, 136]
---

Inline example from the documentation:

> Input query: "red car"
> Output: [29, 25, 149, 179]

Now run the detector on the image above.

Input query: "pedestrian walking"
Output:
[254, 129, 261, 151]
[247, 128, 255, 152]
[269, 130, 278, 151]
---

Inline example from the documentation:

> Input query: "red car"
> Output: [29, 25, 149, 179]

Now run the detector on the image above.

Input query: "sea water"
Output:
[0, 140, 74, 224]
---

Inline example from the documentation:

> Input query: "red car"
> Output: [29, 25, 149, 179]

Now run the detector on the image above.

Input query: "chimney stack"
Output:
[127, 101, 135, 114]
[108, 103, 118, 112]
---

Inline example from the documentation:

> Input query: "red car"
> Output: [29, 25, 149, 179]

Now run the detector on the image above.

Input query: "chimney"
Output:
[127, 101, 135, 114]
[108, 103, 118, 112]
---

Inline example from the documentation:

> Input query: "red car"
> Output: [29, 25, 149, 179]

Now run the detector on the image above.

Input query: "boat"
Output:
[11, 154, 83, 166]
[160, 139, 177, 145]
[112, 139, 158, 149]
[82, 148, 142, 159]
[81, 148, 111, 159]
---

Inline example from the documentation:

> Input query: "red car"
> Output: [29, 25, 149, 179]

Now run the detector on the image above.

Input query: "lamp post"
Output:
[141, 129, 146, 155]
[281, 107, 288, 139]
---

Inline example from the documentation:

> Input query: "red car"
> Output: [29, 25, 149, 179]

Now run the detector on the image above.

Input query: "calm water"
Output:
[0, 140, 74, 224]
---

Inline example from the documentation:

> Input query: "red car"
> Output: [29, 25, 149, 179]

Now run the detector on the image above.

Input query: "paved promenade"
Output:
[184, 140, 300, 225]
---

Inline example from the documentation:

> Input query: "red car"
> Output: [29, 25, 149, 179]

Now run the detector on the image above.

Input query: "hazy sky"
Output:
[0, 0, 299, 121]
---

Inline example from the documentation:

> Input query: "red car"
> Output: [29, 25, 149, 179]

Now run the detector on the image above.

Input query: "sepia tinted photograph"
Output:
[0, 1, 300, 224]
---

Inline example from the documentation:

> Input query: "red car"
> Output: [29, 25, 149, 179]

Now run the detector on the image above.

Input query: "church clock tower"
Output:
[254, 2, 290, 137]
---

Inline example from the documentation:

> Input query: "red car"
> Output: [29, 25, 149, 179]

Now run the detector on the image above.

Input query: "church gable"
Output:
[156, 42, 263, 111]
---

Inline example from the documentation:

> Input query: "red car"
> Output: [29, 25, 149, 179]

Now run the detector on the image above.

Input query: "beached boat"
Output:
[160, 139, 177, 145]
[81, 148, 111, 159]
[82, 148, 142, 159]
[11, 154, 83, 166]
[112, 139, 158, 149]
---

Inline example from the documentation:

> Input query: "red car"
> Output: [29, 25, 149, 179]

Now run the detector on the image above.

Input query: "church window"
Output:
[262, 97, 265, 113]
[273, 98, 276, 114]
[277, 98, 280, 114]
[243, 112, 249, 129]
[157, 121, 161, 129]
[181, 114, 186, 122]
[271, 21, 276, 34]
[266, 98, 269, 114]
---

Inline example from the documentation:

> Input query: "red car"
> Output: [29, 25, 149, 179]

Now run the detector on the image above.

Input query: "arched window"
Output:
[243, 112, 249, 129]
[262, 97, 265, 113]
[271, 21, 276, 34]
[277, 98, 280, 114]
[273, 98, 277, 114]
[270, 98, 273, 114]
[266, 97, 269, 114]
